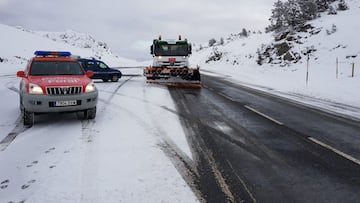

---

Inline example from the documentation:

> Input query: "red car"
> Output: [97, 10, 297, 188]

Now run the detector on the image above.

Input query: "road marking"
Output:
[219, 92, 235, 102]
[226, 160, 257, 203]
[308, 137, 360, 166]
[245, 105, 283, 125]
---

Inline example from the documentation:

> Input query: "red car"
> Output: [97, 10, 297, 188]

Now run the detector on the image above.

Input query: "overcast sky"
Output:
[0, 0, 276, 61]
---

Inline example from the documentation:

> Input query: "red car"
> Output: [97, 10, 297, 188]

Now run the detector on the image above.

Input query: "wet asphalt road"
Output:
[168, 74, 360, 203]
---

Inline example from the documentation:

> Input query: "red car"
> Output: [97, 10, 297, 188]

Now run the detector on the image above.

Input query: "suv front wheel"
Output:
[84, 107, 96, 119]
[23, 109, 34, 127]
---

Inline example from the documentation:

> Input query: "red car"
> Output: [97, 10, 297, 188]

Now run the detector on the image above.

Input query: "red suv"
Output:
[17, 51, 98, 127]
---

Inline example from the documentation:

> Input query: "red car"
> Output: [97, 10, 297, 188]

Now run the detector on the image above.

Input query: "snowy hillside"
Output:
[193, 0, 360, 118]
[0, 24, 142, 70]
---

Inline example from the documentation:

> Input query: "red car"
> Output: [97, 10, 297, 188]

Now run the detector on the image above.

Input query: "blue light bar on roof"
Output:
[34, 51, 72, 56]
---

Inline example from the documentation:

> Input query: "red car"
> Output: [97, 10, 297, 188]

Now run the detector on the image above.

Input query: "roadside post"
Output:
[336, 58, 339, 79]
[352, 62, 355, 77]
[306, 54, 309, 85]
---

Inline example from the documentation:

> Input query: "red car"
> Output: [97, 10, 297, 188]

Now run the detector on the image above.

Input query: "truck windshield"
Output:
[30, 61, 84, 76]
[154, 44, 189, 56]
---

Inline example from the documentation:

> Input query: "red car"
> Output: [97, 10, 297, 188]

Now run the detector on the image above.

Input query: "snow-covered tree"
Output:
[315, 0, 329, 12]
[285, 0, 305, 28]
[298, 0, 318, 20]
[267, 0, 288, 31]
[267, 0, 341, 32]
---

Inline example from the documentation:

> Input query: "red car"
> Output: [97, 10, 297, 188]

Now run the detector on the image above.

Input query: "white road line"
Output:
[226, 159, 257, 203]
[308, 137, 360, 166]
[245, 105, 284, 125]
[219, 92, 235, 102]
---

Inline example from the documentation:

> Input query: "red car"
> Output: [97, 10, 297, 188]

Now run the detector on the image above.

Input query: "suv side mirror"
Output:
[86, 70, 94, 77]
[150, 45, 154, 55]
[17, 70, 26, 78]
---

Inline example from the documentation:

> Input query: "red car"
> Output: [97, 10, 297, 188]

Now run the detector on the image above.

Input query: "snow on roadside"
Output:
[0, 75, 197, 203]
[0, 23, 197, 202]
[192, 0, 360, 120]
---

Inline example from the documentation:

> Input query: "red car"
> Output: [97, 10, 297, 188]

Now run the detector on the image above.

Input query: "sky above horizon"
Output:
[0, 0, 276, 61]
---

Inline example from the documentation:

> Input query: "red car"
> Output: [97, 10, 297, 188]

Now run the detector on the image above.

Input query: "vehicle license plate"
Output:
[55, 100, 77, 106]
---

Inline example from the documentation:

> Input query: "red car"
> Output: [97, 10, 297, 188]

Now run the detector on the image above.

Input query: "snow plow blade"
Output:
[146, 80, 201, 88]
[144, 66, 201, 88]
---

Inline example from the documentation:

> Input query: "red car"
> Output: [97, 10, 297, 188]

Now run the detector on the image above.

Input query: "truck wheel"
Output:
[19, 96, 23, 111]
[111, 75, 119, 82]
[192, 70, 201, 81]
[84, 107, 96, 119]
[23, 109, 34, 127]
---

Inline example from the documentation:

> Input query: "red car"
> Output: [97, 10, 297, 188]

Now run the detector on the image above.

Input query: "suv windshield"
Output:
[30, 61, 84, 76]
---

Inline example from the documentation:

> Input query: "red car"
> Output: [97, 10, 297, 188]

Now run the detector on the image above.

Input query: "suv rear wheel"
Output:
[111, 75, 119, 82]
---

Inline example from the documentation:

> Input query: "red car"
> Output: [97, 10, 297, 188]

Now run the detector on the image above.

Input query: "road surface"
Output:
[168, 74, 360, 203]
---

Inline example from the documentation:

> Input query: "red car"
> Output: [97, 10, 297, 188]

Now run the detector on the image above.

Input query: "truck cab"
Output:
[150, 35, 192, 68]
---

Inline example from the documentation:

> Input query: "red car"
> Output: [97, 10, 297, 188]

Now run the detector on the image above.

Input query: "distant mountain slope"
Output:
[0, 24, 141, 69]
[194, 0, 359, 69]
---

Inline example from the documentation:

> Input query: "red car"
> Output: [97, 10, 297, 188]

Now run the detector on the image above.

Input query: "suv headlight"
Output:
[29, 83, 44, 94]
[85, 82, 96, 93]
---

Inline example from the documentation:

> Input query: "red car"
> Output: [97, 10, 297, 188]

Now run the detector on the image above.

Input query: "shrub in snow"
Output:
[205, 49, 223, 63]
[219, 37, 225, 45]
[328, 5, 337, 15]
[337, 0, 348, 11]
[208, 38, 216, 47]
[326, 24, 337, 35]
[240, 28, 249, 37]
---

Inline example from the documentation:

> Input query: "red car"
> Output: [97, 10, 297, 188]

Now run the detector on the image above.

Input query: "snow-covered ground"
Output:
[1, 1, 360, 200]
[0, 24, 197, 202]
[0, 72, 197, 203]
[192, 0, 360, 120]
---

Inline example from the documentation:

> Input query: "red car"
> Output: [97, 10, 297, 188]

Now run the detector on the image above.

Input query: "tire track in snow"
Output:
[79, 77, 133, 202]
[0, 80, 26, 152]
[96, 88, 205, 202]
[81, 77, 133, 142]
[0, 116, 27, 152]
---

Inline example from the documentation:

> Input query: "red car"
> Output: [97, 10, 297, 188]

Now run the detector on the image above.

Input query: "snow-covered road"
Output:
[0, 70, 199, 203]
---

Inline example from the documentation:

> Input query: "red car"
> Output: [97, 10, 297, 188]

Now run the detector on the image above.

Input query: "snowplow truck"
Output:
[144, 35, 201, 88]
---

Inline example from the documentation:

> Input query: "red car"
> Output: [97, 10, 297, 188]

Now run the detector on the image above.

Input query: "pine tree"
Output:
[266, 0, 340, 32]
[315, 0, 329, 12]
[267, 0, 288, 31]
[285, 0, 305, 28]
[299, 0, 318, 20]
